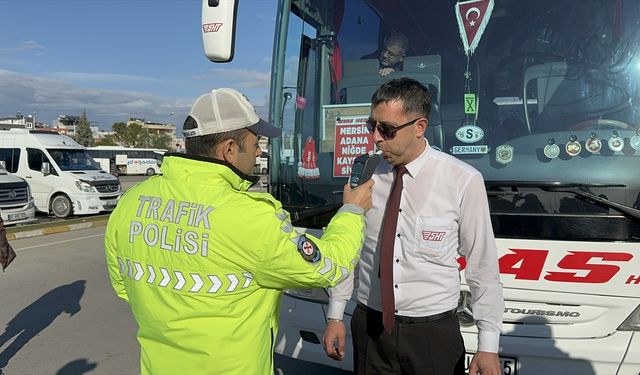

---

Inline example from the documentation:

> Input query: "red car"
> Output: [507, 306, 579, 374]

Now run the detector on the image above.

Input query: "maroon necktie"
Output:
[379, 165, 407, 333]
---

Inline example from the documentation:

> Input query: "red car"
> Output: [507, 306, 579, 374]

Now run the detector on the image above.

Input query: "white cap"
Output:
[183, 88, 281, 138]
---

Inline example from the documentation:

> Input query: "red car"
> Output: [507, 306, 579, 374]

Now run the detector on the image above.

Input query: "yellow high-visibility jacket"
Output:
[105, 154, 365, 375]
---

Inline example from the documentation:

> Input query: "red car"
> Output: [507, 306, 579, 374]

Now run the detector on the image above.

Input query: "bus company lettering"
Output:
[504, 307, 580, 318]
[129, 195, 214, 257]
[458, 249, 635, 284]
[127, 159, 156, 165]
[202, 23, 223, 33]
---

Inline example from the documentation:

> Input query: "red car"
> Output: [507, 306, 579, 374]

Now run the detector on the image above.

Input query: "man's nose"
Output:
[372, 126, 385, 143]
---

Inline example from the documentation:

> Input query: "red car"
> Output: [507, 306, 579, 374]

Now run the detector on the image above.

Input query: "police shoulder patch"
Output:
[297, 235, 322, 263]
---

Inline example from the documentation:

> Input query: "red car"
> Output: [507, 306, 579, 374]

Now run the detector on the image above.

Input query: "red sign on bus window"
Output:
[333, 116, 374, 178]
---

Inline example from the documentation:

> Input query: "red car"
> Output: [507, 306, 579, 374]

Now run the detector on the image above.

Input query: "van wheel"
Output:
[146, 168, 155, 176]
[51, 194, 73, 218]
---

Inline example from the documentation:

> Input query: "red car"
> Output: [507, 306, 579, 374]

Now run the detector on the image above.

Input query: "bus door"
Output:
[115, 153, 128, 175]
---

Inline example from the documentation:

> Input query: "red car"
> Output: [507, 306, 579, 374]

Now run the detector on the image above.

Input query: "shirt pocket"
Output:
[414, 216, 455, 257]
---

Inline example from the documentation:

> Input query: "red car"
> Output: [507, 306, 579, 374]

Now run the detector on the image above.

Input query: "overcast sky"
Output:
[0, 0, 277, 130]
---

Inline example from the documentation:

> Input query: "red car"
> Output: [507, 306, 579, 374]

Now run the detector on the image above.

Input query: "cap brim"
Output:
[248, 119, 281, 138]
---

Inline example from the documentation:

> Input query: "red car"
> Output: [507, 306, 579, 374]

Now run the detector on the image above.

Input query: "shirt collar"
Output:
[384, 138, 430, 177]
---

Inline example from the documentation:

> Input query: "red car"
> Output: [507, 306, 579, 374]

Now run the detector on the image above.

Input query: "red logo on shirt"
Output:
[422, 231, 446, 241]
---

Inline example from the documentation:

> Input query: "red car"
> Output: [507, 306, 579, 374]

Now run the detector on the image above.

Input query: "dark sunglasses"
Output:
[365, 117, 421, 140]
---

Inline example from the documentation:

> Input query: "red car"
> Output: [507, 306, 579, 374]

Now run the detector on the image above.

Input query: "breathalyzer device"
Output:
[350, 154, 381, 188]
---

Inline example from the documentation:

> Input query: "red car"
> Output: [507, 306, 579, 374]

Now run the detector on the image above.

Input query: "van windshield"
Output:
[48, 148, 101, 171]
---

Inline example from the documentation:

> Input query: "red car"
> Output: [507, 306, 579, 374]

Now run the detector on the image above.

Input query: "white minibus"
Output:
[0, 129, 122, 218]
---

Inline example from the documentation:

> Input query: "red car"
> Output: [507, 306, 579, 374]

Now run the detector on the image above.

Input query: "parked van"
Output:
[0, 164, 36, 225]
[0, 129, 122, 218]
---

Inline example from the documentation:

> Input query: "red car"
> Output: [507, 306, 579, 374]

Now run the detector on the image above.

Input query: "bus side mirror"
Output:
[41, 162, 51, 176]
[202, 0, 238, 62]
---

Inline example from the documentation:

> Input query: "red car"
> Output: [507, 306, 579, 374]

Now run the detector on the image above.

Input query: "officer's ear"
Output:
[219, 138, 238, 163]
[414, 117, 428, 139]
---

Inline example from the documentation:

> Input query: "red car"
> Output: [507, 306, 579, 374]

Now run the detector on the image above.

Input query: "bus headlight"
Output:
[618, 304, 640, 331]
[75, 181, 95, 193]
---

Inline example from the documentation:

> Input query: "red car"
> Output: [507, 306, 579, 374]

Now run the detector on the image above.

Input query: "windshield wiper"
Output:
[485, 181, 640, 220]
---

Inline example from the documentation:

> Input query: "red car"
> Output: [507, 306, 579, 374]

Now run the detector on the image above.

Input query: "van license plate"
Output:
[105, 200, 118, 206]
[7, 213, 26, 221]
[465, 353, 517, 375]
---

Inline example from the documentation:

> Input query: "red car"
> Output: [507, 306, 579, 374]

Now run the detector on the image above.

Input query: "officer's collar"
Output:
[163, 152, 260, 187]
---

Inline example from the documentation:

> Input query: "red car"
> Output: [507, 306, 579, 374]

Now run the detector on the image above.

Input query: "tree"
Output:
[112, 122, 148, 147]
[111, 122, 172, 149]
[73, 110, 94, 146]
[95, 134, 118, 146]
[148, 132, 172, 150]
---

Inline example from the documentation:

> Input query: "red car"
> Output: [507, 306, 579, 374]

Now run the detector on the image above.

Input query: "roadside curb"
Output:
[6, 215, 110, 240]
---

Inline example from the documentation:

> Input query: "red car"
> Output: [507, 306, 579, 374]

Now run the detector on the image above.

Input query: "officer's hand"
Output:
[343, 179, 374, 212]
[322, 320, 346, 361]
[379, 67, 395, 77]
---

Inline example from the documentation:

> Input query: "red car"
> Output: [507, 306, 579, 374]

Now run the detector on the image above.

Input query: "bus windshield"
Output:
[269, 0, 640, 240]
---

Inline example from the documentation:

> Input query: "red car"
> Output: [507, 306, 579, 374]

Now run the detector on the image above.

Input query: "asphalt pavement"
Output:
[1, 174, 351, 375]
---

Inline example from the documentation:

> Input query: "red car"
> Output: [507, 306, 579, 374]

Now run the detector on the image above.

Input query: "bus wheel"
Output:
[51, 194, 73, 219]
[146, 168, 156, 176]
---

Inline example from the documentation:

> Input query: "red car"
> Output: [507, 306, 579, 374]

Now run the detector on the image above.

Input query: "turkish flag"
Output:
[455, 0, 494, 55]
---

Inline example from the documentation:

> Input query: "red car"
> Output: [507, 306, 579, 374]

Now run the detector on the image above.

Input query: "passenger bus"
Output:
[87, 146, 166, 176]
[203, 1, 640, 373]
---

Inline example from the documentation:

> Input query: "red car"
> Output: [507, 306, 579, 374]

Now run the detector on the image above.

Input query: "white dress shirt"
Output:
[328, 139, 504, 353]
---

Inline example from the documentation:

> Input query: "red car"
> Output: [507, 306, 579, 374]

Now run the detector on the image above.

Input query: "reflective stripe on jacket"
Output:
[105, 154, 365, 375]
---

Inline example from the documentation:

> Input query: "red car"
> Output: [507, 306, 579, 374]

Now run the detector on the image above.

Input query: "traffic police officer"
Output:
[105, 88, 373, 375]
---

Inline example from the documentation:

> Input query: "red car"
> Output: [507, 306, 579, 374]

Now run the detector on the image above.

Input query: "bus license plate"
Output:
[465, 353, 517, 375]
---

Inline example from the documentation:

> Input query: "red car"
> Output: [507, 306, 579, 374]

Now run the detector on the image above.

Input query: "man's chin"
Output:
[381, 152, 395, 163]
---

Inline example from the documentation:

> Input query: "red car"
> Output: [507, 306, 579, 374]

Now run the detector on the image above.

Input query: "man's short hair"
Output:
[385, 34, 409, 54]
[183, 115, 247, 157]
[371, 77, 431, 119]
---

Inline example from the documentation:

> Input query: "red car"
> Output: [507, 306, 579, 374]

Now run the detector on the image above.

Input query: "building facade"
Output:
[0, 112, 36, 130]
[127, 118, 178, 150]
